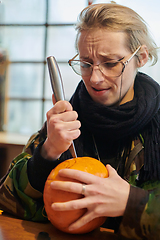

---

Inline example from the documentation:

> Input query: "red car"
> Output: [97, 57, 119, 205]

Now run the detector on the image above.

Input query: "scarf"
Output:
[70, 72, 160, 181]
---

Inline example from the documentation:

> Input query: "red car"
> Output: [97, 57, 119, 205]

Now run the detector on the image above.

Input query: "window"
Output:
[0, 0, 85, 135]
[0, 0, 159, 135]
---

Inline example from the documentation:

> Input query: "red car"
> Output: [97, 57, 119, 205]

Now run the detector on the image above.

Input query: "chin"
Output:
[92, 97, 113, 106]
[90, 93, 118, 107]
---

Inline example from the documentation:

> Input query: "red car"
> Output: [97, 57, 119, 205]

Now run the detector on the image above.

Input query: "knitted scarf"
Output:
[70, 72, 160, 181]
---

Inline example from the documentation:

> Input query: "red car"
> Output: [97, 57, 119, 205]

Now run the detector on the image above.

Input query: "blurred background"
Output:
[0, 0, 160, 136]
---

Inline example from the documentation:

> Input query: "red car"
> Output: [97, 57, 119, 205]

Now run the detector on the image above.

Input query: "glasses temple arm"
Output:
[125, 46, 141, 65]
[68, 53, 79, 65]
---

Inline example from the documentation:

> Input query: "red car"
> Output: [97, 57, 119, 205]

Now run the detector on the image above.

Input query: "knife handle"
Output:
[47, 56, 77, 158]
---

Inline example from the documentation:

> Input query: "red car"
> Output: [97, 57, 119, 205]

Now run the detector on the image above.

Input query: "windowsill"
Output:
[0, 131, 29, 146]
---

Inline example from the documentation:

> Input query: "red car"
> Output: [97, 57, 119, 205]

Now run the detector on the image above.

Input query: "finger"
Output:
[47, 108, 79, 124]
[68, 129, 81, 140]
[50, 179, 101, 200]
[51, 198, 84, 211]
[47, 113, 80, 134]
[63, 120, 81, 131]
[56, 111, 79, 122]
[68, 210, 95, 232]
[50, 180, 85, 195]
[52, 100, 73, 114]
[106, 164, 118, 177]
[51, 197, 89, 211]
[50, 121, 80, 140]
[58, 169, 102, 185]
[52, 201, 95, 232]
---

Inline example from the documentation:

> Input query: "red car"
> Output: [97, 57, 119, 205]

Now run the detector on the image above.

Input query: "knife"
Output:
[47, 56, 77, 158]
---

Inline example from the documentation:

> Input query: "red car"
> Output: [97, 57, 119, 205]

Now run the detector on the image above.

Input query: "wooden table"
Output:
[0, 212, 119, 240]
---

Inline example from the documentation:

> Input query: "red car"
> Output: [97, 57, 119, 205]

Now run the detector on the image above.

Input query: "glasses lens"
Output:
[70, 61, 81, 75]
[69, 59, 124, 77]
[80, 61, 92, 76]
[71, 61, 92, 76]
[100, 61, 124, 77]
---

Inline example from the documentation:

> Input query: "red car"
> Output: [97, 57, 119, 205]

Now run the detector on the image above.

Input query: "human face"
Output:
[77, 29, 138, 106]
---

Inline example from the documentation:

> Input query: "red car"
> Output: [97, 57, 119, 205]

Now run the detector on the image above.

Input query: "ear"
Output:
[137, 45, 149, 67]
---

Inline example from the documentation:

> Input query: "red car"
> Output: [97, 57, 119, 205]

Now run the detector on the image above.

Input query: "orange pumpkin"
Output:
[43, 157, 108, 234]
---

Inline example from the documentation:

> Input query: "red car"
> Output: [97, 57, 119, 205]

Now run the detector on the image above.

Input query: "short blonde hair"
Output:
[75, 3, 158, 65]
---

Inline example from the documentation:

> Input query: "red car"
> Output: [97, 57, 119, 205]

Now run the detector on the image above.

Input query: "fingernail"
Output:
[50, 182, 55, 188]
[68, 226, 74, 231]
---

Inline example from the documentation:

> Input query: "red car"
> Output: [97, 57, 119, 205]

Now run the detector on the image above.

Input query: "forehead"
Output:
[77, 29, 128, 55]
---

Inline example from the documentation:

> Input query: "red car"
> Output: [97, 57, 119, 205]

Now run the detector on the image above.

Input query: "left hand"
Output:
[50, 164, 130, 232]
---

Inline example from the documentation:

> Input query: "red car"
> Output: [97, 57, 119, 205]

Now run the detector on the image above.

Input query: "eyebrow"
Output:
[80, 55, 125, 62]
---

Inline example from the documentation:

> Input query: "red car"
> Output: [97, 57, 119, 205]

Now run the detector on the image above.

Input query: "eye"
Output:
[80, 61, 91, 69]
[103, 61, 119, 68]
[72, 61, 79, 66]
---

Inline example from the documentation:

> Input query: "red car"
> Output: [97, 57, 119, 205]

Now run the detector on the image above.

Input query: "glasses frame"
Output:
[68, 46, 141, 78]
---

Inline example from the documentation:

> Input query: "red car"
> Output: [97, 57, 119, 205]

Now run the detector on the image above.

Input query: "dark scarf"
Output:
[70, 72, 160, 181]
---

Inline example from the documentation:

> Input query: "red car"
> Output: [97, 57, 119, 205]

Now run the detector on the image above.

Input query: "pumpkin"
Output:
[43, 157, 108, 234]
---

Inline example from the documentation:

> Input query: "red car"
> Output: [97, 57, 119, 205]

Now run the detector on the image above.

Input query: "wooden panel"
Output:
[0, 132, 29, 178]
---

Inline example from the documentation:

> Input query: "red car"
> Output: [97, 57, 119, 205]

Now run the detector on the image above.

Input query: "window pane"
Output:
[141, 60, 160, 82]
[46, 26, 77, 61]
[44, 67, 52, 99]
[0, 0, 46, 24]
[44, 100, 53, 121]
[8, 64, 43, 98]
[112, 0, 160, 44]
[7, 100, 42, 134]
[48, 0, 87, 23]
[45, 63, 81, 101]
[0, 26, 45, 61]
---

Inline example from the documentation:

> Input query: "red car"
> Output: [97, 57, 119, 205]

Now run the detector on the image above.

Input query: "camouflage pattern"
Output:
[0, 127, 160, 239]
[0, 131, 47, 222]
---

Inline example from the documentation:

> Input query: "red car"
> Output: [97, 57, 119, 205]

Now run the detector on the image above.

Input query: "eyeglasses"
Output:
[68, 46, 141, 78]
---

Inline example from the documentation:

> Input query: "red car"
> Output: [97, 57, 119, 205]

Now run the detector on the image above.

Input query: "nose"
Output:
[90, 66, 105, 84]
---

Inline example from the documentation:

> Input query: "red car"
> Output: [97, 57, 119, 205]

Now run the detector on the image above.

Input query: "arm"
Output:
[0, 99, 81, 221]
[118, 181, 160, 240]
[0, 131, 48, 221]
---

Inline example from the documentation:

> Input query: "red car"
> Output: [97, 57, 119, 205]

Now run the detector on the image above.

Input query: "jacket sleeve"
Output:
[0, 129, 49, 221]
[0, 153, 47, 221]
[118, 179, 160, 240]
[0, 122, 55, 221]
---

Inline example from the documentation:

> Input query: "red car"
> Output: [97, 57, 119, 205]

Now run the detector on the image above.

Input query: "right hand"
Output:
[41, 95, 81, 160]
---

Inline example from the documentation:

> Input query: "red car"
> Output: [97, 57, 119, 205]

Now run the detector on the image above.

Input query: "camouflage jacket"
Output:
[0, 124, 160, 240]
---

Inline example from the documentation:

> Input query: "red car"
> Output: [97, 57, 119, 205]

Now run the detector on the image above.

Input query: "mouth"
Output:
[92, 87, 111, 92]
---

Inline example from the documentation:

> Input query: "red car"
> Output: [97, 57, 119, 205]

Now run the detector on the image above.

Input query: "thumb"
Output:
[106, 164, 117, 177]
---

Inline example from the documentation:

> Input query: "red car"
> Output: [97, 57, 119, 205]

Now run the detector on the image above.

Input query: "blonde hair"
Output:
[75, 3, 158, 65]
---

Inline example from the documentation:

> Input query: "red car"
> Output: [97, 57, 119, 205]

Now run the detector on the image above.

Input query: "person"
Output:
[0, 2, 160, 239]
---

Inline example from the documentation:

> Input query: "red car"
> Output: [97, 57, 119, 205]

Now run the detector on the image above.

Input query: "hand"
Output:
[41, 95, 81, 160]
[50, 164, 130, 231]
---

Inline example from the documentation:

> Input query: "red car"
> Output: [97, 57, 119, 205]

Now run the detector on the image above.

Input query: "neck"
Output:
[120, 87, 134, 105]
